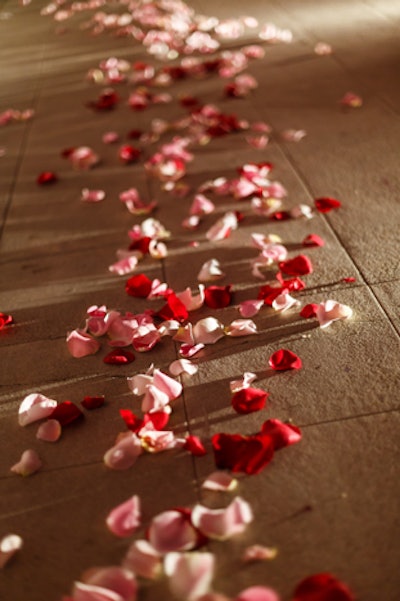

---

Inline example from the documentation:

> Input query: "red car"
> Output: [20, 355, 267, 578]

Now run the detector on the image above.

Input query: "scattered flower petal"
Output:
[202, 471, 237, 492]
[0, 534, 23, 568]
[81, 396, 105, 410]
[193, 317, 225, 344]
[103, 348, 135, 365]
[164, 552, 215, 601]
[292, 573, 355, 601]
[231, 387, 268, 414]
[230, 372, 257, 393]
[314, 197, 341, 213]
[18, 393, 58, 426]
[106, 495, 141, 538]
[0, 312, 13, 328]
[50, 401, 83, 426]
[204, 285, 232, 309]
[148, 510, 198, 554]
[125, 274, 152, 297]
[261, 419, 302, 450]
[123, 540, 162, 580]
[341, 92, 362, 108]
[300, 304, 318, 319]
[37, 171, 58, 185]
[269, 349, 302, 371]
[226, 319, 257, 337]
[198, 259, 225, 282]
[212, 432, 274, 475]
[184, 435, 207, 457]
[192, 497, 253, 540]
[235, 586, 280, 601]
[242, 545, 278, 563]
[81, 188, 105, 202]
[302, 234, 325, 247]
[169, 359, 198, 377]
[67, 329, 101, 358]
[279, 255, 313, 276]
[315, 300, 353, 328]
[239, 300, 264, 318]
[104, 433, 143, 470]
[11, 449, 42, 476]
[36, 419, 62, 442]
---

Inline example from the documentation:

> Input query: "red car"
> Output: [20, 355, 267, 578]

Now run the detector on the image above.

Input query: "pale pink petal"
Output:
[164, 552, 215, 601]
[69, 146, 100, 170]
[235, 586, 280, 601]
[242, 545, 278, 562]
[18, 393, 58, 426]
[316, 300, 353, 328]
[176, 286, 205, 311]
[140, 218, 170, 239]
[180, 343, 205, 358]
[104, 433, 143, 470]
[0, 534, 23, 568]
[109, 255, 140, 275]
[259, 23, 292, 43]
[182, 215, 201, 230]
[153, 369, 183, 400]
[251, 233, 282, 249]
[197, 259, 225, 282]
[141, 385, 170, 413]
[169, 359, 198, 377]
[36, 419, 62, 442]
[190, 194, 215, 216]
[148, 511, 198, 554]
[81, 188, 105, 202]
[193, 317, 225, 345]
[140, 425, 184, 453]
[158, 320, 181, 336]
[173, 323, 195, 345]
[251, 197, 282, 217]
[11, 449, 42, 476]
[272, 292, 299, 313]
[123, 540, 162, 580]
[206, 212, 238, 241]
[250, 121, 271, 133]
[127, 374, 153, 396]
[341, 92, 362, 108]
[246, 135, 268, 149]
[80, 567, 137, 601]
[71, 581, 123, 601]
[314, 42, 332, 55]
[149, 240, 168, 259]
[67, 329, 101, 358]
[290, 204, 313, 219]
[280, 129, 307, 142]
[225, 319, 257, 337]
[106, 495, 141, 538]
[132, 326, 161, 353]
[202, 472, 237, 492]
[103, 131, 119, 144]
[239, 300, 264, 318]
[230, 372, 257, 393]
[191, 497, 253, 540]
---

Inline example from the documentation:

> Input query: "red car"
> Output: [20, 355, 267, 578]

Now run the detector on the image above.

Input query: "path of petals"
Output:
[8, 1, 357, 600]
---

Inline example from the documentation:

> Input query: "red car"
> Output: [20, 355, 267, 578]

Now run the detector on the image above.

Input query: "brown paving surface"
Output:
[0, 0, 399, 599]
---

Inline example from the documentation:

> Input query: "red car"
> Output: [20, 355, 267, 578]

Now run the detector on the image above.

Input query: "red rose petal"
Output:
[184, 435, 207, 457]
[270, 210, 291, 221]
[120, 409, 143, 432]
[261, 419, 302, 451]
[128, 236, 152, 254]
[204, 285, 232, 309]
[269, 349, 302, 371]
[127, 129, 143, 139]
[300, 304, 318, 319]
[314, 197, 342, 213]
[279, 255, 313, 276]
[119, 145, 141, 164]
[292, 573, 355, 601]
[275, 274, 306, 291]
[103, 348, 135, 365]
[125, 273, 153, 297]
[302, 234, 325, 247]
[257, 285, 285, 306]
[87, 89, 119, 111]
[231, 387, 268, 415]
[37, 171, 58, 185]
[342, 277, 356, 283]
[0, 312, 13, 329]
[50, 401, 83, 426]
[143, 411, 170, 431]
[211, 432, 274, 475]
[81, 395, 105, 410]
[157, 293, 188, 323]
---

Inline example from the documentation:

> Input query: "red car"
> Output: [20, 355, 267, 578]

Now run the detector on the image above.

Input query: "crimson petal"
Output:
[103, 348, 135, 365]
[314, 197, 342, 213]
[231, 387, 268, 415]
[211, 432, 274, 475]
[37, 171, 58, 185]
[292, 573, 355, 601]
[302, 234, 325, 247]
[279, 255, 313, 276]
[120, 409, 143, 432]
[157, 293, 188, 323]
[300, 304, 318, 319]
[129, 236, 152, 254]
[125, 273, 152, 297]
[143, 411, 170, 431]
[50, 401, 83, 426]
[119, 145, 141, 164]
[0, 312, 13, 329]
[261, 419, 302, 451]
[204, 285, 232, 309]
[269, 349, 302, 371]
[81, 395, 105, 410]
[184, 435, 207, 456]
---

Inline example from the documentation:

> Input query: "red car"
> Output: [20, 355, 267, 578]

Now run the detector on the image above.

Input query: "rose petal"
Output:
[272, 292, 299, 313]
[190, 194, 215, 216]
[11, 449, 42, 476]
[316, 300, 353, 328]
[184, 435, 207, 457]
[37, 171, 58, 185]
[300, 304, 318, 319]
[125, 274, 152, 297]
[201, 471, 237, 492]
[231, 387, 268, 414]
[153, 369, 183, 400]
[193, 317, 225, 345]
[164, 552, 215, 601]
[106, 495, 141, 538]
[292, 573, 355, 601]
[0, 534, 23, 569]
[230, 372, 257, 393]
[18, 393, 58, 426]
[198, 259, 225, 282]
[302, 234, 325, 247]
[191, 497, 253, 540]
[104, 433, 143, 470]
[0, 312, 13, 328]
[71, 581, 124, 601]
[239, 300, 264, 318]
[204, 285, 232, 309]
[81, 188, 105, 202]
[176, 286, 205, 311]
[169, 359, 198, 377]
[148, 510, 198, 554]
[314, 197, 341, 213]
[269, 349, 302, 371]
[212, 432, 274, 475]
[123, 540, 162, 580]
[67, 330, 101, 358]
[226, 319, 257, 337]
[50, 401, 83, 426]
[235, 586, 280, 601]
[261, 419, 302, 450]
[127, 373, 153, 396]
[103, 348, 135, 365]
[157, 293, 189, 323]
[36, 419, 62, 442]
[81, 396, 105, 410]
[279, 255, 313, 276]
[242, 545, 278, 563]
[340, 92, 362, 108]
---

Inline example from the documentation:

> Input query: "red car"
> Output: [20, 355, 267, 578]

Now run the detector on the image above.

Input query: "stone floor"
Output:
[0, 0, 399, 600]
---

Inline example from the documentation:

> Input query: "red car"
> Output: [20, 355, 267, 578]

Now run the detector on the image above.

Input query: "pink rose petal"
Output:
[176, 286, 205, 311]
[104, 433, 143, 470]
[0, 534, 23, 568]
[193, 317, 225, 345]
[226, 319, 257, 337]
[67, 330, 101, 358]
[152, 369, 182, 400]
[80, 567, 137, 601]
[81, 188, 105, 202]
[198, 259, 225, 282]
[164, 552, 215, 601]
[18, 392, 58, 426]
[106, 495, 141, 538]
[36, 419, 62, 442]
[71, 581, 124, 601]
[169, 359, 198, 377]
[242, 545, 278, 562]
[201, 471, 237, 492]
[230, 372, 257, 393]
[148, 510, 198, 554]
[191, 497, 253, 540]
[235, 586, 280, 601]
[123, 540, 162, 580]
[11, 449, 42, 476]
[316, 300, 353, 328]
